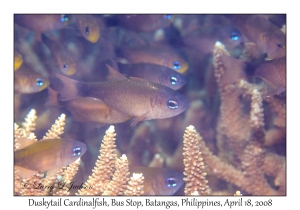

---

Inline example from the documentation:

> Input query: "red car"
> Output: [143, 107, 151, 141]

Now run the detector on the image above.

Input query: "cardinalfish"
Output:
[183, 26, 244, 56]
[226, 14, 286, 60]
[42, 34, 76, 75]
[245, 57, 286, 96]
[117, 46, 189, 74]
[14, 14, 73, 40]
[14, 64, 49, 94]
[129, 167, 184, 195]
[75, 15, 100, 43]
[55, 65, 189, 126]
[15, 138, 86, 178]
[14, 50, 23, 71]
[46, 87, 131, 126]
[116, 14, 173, 32]
[118, 63, 187, 90]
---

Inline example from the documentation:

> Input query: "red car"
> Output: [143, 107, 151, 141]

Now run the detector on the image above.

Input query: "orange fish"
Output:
[14, 14, 73, 33]
[14, 50, 23, 71]
[55, 65, 189, 126]
[117, 46, 189, 74]
[14, 64, 49, 94]
[15, 138, 86, 173]
[42, 34, 76, 75]
[75, 15, 100, 43]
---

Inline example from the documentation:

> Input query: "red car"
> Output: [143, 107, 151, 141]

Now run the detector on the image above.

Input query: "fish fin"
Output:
[15, 166, 39, 179]
[261, 78, 285, 97]
[130, 114, 148, 127]
[129, 76, 148, 82]
[219, 53, 247, 86]
[244, 42, 257, 47]
[15, 137, 36, 150]
[105, 64, 128, 81]
[45, 87, 59, 106]
[55, 73, 85, 101]
[281, 25, 286, 35]
[109, 59, 119, 71]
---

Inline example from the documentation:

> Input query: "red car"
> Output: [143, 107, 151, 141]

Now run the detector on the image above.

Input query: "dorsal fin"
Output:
[106, 64, 128, 81]
[129, 76, 148, 82]
[260, 78, 285, 97]
[281, 24, 286, 34]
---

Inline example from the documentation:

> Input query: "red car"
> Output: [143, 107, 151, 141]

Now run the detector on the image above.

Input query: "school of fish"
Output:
[14, 14, 286, 195]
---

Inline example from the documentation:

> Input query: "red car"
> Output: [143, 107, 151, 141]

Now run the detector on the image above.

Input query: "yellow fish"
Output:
[118, 46, 189, 74]
[14, 64, 49, 94]
[14, 50, 23, 71]
[15, 138, 86, 173]
[75, 15, 100, 43]
[42, 34, 76, 75]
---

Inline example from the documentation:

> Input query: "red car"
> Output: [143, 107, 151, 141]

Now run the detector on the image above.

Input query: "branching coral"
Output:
[176, 42, 285, 196]
[183, 125, 209, 195]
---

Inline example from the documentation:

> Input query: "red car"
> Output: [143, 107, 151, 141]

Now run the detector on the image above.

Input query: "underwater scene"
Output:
[14, 14, 286, 196]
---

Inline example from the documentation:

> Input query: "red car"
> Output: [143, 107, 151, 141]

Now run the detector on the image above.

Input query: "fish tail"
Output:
[55, 73, 86, 101]
[45, 87, 59, 106]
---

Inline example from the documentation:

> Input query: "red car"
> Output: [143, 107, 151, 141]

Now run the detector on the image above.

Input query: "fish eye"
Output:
[230, 31, 240, 41]
[166, 177, 178, 188]
[173, 61, 182, 70]
[165, 15, 172, 20]
[60, 15, 69, 22]
[167, 99, 179, 109]
[85, 26, 90, 35]
[277, 42, 283, 48]
[36, 78, 44, 87]
[72, 147, 82, 156]
[170, 76, 179, 85]
[63, 63, 68, 71]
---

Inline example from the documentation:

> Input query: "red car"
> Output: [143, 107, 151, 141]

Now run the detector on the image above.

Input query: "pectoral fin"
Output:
[130, 113, 148, 127]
